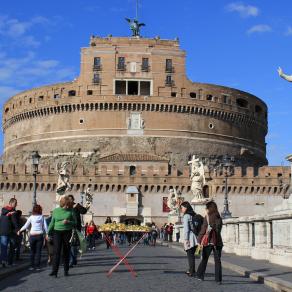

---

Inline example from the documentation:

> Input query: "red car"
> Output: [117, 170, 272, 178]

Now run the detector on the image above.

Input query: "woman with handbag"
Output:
[181, 201, 198, 277]
[17, 204, 47, 271]
[197, 201, 223, 284]
[48, 195, 76, 277]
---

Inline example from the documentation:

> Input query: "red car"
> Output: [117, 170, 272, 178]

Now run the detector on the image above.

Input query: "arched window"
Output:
[130, 165, 136, 176]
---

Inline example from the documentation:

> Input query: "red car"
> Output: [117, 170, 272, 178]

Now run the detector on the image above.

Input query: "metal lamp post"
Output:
[221, 154, 234, 219]
[31, 151, 41, 209]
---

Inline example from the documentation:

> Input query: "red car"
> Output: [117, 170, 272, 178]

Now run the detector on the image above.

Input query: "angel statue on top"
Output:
[188, 155, 206, 202]
[56, 161, 71, 204]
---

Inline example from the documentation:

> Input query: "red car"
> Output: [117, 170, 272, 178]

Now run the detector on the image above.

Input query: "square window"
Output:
[128, 81, 139, 95]
[115, 80, 126, 95]
[140, 81, 151, 95]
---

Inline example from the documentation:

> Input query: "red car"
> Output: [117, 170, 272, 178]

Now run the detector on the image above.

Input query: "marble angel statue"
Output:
[167, 188, 179, 215]
[188, 155, 206, 202]
[56, 161, 71, 204]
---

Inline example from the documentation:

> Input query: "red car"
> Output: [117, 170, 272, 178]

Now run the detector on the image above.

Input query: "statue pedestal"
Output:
[168, 213, 181, 225]
[191, 200, 209, 216]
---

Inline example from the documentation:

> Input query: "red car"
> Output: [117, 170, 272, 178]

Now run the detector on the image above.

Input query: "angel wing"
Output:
[139, 23, 146, 27]
[278, 67, 292, 82]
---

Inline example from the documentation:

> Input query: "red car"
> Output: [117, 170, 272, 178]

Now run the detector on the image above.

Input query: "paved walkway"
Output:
[162, 241, 292, 292]
[0, 244, 270, 292]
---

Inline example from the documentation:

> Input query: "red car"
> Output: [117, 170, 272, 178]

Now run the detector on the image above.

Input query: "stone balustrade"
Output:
[222, 208, 292, 267]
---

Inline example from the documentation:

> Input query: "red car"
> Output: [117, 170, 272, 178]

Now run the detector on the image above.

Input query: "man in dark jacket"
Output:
[0, 198, 19, 267]
[68, 194, 88, 267]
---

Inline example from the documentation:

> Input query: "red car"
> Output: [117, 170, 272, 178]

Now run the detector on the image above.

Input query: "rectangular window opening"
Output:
[128, 81, 139, 95]
[140, 81, 151, 95]
[115, 80, 126, 95]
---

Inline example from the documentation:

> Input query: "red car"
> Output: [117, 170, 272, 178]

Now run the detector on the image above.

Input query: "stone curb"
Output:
[159, 241, 292, 292]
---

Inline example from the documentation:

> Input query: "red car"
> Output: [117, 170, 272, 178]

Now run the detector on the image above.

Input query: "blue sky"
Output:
[0, 0, 291, 165]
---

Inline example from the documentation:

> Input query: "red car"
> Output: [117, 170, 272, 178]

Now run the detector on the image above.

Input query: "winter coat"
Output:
[0, 206, 19, 236]
[197, 212, 223, 246]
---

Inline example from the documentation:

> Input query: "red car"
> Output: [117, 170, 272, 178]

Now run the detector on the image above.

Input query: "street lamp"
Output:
[31, 151, 41, 208]
[220, 154, 234, 219]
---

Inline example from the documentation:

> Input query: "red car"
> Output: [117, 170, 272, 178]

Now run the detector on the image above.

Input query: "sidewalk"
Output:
[159, 240, 292, 292]
[0, 254, 32, 280]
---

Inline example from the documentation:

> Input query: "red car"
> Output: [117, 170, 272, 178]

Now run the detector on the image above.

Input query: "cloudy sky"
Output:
[0, 0, 291, 165]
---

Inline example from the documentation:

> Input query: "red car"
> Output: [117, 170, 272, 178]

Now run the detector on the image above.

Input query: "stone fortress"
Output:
[1, 26, 290, 225]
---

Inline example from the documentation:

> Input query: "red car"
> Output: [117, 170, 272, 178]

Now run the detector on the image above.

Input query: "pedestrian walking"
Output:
[181, 201, 203, 278]
[18, 204, 48, 271]
[168, 223, 174, 242]
[48, 195, 76, 277]
[68, 194, 88, 267]
[15, 210, 26, 261]
[104, 217, 113, 249]
[175, 224, 180, 242]
[87, 220, 97, 250]
[0, 198, 19, 267]
[197, 201, 223, 284]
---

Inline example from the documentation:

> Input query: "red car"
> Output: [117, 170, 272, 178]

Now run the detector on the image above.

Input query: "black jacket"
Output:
[0, 207, 19, 236]
[73, 203, 88, 231]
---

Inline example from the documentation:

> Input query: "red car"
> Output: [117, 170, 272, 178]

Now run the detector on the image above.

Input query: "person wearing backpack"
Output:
[18, 204, 48, 271]
[181, 201, 203, 277]
[197, 201, 223, 284]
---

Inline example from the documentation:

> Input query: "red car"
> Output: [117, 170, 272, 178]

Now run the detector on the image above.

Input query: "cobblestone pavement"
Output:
[0, 244, 272, 292]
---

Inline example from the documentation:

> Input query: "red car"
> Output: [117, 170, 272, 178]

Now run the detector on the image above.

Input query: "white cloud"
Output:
[247, 24, 272, 35]
[285, 26, 292, 36]
[226, 2, 259, 18]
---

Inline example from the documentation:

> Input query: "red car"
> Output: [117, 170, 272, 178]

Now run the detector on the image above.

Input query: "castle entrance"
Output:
[120, 216, 143, 225]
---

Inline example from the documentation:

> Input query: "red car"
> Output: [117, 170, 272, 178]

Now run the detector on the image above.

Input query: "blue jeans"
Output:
[0, 236, 9, 263]
[70, 245, 78, 266]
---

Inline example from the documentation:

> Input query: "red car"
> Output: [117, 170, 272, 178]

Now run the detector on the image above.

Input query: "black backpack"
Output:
[189, 214, 204, 236]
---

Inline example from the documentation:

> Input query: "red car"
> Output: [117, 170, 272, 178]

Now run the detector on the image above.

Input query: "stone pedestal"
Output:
[191, 200, 208, 216]
[168, 213, 181, 225]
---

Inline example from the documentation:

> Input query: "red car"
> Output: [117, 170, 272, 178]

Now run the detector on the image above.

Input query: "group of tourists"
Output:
[0, 195, 222, 283]
[0, 194, 91, 277]
[181, 200, 223, 284]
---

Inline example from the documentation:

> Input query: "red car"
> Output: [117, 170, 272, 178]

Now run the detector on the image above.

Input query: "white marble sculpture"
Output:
[278, 67, 292, 82]
[167, 188, 179, 215]
[56, 161, 71, 204]
[188, 155, 206, 202]
[84, 187, 93, 209]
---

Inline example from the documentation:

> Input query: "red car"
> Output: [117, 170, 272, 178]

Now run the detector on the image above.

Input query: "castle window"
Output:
[222, 95, 228, 104]
[115, 80, 126, 94]
[140, 81, 150, 95]
[29, 98, 32, 103]
[236, 98, 248, 108]
[190, 92, 197, 98]
[117, 57, 126, 71]
[206, 94, 213, 101]
[93, 73, 100, 84]
[171, 92, 177, 97]
[142, 58, 149, 72]
[128, 81, 139, 95]
[54, 94, 60, 99]
[130, 165, 136, 176]
[87, 90, 93, 95]
[165, 59, 173, 73]
[79, 118, 84, 124]
[165, 75, 173, 86]
[68, 90, 76, 97]
[93, 57, 101, 71]
[209, 123, 214, 129]
[38, 95, 44, 101]
[5, 107, 9, 113]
